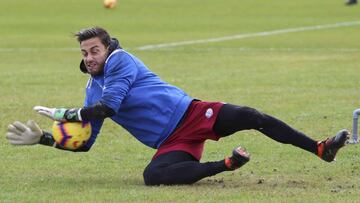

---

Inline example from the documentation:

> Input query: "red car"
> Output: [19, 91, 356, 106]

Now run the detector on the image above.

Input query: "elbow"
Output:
[81, 102, 116, 120]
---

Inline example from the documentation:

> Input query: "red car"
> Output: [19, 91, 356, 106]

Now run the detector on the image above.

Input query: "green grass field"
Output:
[1, 0, 360, 202]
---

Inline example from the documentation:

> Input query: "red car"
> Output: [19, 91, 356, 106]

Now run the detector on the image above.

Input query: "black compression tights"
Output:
[143, 104, 318, 186]
[143, 151, 226, 185]
[213, 104, 318, 152]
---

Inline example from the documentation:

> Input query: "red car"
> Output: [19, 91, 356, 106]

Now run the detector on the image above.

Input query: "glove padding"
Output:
[33, 106, 81, 122]
[6, 120, 43, 145]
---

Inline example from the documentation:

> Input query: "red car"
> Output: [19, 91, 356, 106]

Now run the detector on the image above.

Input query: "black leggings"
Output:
[143, 151, 226, 185]
[143, 104, 318, 185]
[213, 104, 317, 152]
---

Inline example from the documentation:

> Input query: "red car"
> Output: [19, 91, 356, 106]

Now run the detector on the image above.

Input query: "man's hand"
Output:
[6, 120, 43, 145]
[33, 106, 82, 122]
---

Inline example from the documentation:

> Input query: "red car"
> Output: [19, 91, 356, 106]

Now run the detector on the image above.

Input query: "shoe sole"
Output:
[334, 130, 350, 147]
[233, 147, 250, 163]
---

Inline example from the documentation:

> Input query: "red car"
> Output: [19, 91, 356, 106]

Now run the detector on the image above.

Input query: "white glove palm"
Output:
[6, 120, 43, 145]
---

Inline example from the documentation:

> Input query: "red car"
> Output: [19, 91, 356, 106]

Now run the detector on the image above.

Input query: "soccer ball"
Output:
[103, 0, 117, 9]
[52, 121, 92, 150]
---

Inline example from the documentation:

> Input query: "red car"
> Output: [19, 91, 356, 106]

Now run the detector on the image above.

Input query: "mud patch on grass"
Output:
[286, 180, 308, 189]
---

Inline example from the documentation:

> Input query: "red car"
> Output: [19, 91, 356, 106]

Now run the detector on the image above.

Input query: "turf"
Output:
[0, 0, 360, 202]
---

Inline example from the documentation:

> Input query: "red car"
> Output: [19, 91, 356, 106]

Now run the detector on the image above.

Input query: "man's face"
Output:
[80, 37, 109, 75]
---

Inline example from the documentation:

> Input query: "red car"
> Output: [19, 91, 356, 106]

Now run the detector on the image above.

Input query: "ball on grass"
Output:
[104, 0, 117, 9]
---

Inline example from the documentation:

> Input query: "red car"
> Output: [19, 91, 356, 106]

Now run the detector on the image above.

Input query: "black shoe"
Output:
[317, 129, 349, 162]
[346, 0, 357, 5]
[225, 146, 250, 170]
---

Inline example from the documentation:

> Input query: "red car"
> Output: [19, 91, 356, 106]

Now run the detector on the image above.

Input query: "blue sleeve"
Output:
[101, 52, 138, 113]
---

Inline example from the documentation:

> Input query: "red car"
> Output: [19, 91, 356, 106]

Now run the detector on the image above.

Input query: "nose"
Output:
[84, 54, 94, 62]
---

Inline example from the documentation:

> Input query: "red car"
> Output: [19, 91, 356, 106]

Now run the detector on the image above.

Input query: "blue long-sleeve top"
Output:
[81, 49, 193, 150]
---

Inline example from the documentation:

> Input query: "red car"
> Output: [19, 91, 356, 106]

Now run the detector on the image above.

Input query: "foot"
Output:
[317, 129, 349, 162]
[225, 146, 250, 170]
[346, 0, 357, 5]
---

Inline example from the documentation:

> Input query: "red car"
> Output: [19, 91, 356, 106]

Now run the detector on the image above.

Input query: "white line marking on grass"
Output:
[136, 20, 360, 50]
[147, 47, 360, 52]
[1, 21, 359, 53]
[152, 47, 360, 54]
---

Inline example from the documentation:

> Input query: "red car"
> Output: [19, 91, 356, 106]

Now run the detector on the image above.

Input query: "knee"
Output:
[236, 106, 266, 129]
[143, 164, 162, 186]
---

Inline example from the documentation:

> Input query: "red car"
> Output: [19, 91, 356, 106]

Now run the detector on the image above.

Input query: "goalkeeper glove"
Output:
[6, 120, 43, 145]
[33, 106, 82, 122]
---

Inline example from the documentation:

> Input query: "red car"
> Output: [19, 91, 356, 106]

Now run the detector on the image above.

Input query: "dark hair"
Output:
[74, 27, 111, 47]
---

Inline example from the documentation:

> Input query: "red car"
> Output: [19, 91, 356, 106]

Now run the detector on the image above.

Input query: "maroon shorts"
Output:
[153, 100, 225, 161]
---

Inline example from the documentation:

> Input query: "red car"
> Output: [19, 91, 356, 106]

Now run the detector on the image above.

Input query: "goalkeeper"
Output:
[6, 27, 349, 185]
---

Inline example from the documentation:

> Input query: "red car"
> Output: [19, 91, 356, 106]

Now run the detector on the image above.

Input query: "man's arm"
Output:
[33, 102, 115, 122]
